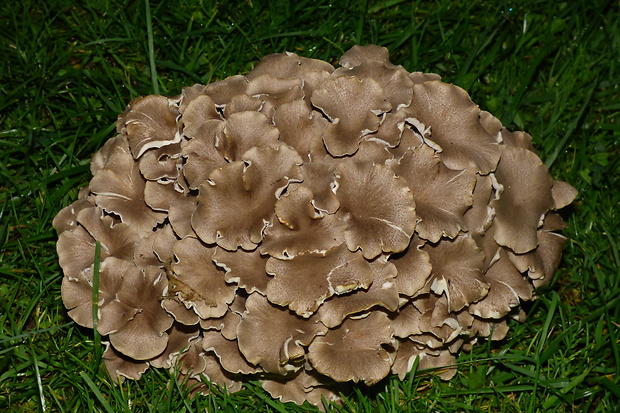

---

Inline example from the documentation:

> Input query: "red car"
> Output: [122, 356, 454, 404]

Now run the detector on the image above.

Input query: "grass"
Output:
[0, 0, 618, 411]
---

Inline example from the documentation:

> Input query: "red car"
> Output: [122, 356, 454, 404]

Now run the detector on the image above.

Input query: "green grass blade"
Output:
[144, 0, 159, 94]
[79, 371, 115, 413]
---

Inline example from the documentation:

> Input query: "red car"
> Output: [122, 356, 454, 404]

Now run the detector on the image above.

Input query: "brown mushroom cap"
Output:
[308, 312, 394, 384]
[339, 44, 394, 68]
[316, 258, 400, 328]
[236, 293, 327, 375]
[168, 196, 198, 239]
[57, 206, 139, 281]
[408, 81, 501, 174]
[61, 256, 129, 329]
[138, 142, 183, 182]
[261, 185, 346, 259]
[52, 187, 94, 234]
[133, 223, 177, 268]
[103, 342, 150, 382]
[89, 138, 166, 234]
[265, 244, 375, 318]
[212, 247, 270, 294]
[181, 119, 227, 189]
[245, 51, 334, 100]
[389, 236, 433, 297]
[218, 111, 280, 161]
[149, 323, 203, 371]
[424, 236, 489, 312]
[335, 161, 416, 259]
[170, 237, 237, 319]
[507, 212, 570, 286]
[297, 163, 340, 214]
[203, 75, 249, 107]
[192, 143, 303, 250]
[273, 99, 329, 162]
[181, 94, 220, 138]
[261, 368, 342, 408]
[97, 264, 174, 360]
[202, 330, 260, 375]
[468, 250, 533, 319]
[390, 144, 476, 242]
[334, 60, 414, 110]
[491, 146, 555, 254]
[311, 76, 391, 156]
[193, 354, 245, 394]
[120, 95, 181, 159]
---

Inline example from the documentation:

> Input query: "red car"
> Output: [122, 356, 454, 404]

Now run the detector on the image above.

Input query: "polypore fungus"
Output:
[54, 45, 577, 407]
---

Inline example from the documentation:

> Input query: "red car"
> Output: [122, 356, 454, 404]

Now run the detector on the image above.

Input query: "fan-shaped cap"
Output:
[218, 111, 280, 161]
[168, 196, 198, 239]
[177, 83, 207, 113]
[103, 342, 150, 383]
[133, 223, 177, 268]
[202, 331, 260, 375]
[246, 51, 334, 98]
[491, 146, 554, 254]
[261, 368, 342, 409]
[339, 44, 394, 68]
[203, 75, 249, 106]
[181, 119, 227, 189]
[389, 236, 433, 297]
[52, 187, 94, 234]
[161, 297, 201, 326]
[120, 95, 181, 159]
[366, 107, 411, 148]
[245, 74, 305, 118]
[391, 339, 457, 380]
[507, 212, 569, 286]
[61, 256, 130, 329]
[138, 142, 183, 182]
[143, 181, 183, 212]
[335, 161, 416, 259]
[501, 129, 536, 152]
[89, 139, 166, 235]
[199, 296, 246, 340]
[273, 99, 329, 162]
[308, 312, 394, 384]
[261, 185, 345, 259]
[213, 247, 270, 294]
[298, 163, 340, 214]
[265, 244, 374, 318]
[409, 71, 442, 85]
[311, 76, 391, 156]
[97, 264, 174, 360]
[192, 144, 303, 250]
[463, 175, 495, 235]
[181, 94, 220, 138]
[57, 206, 139, 281]
[236, 293, 327, 375]
[149, 323, 203, 372]
[316, 258, 400, 328]
[409, 294, 462, 345]
[424, 236, 489, 312]
[551, 180, 578, 210]
[392, 144, 476, 242]
[468, 250, 533, 319]
[170, 237, 237, 319]
[408, 81, 501, 174]
[334, 60, 413, 110]
[390, 339, 428, 380]
[192, 354, 244, 393]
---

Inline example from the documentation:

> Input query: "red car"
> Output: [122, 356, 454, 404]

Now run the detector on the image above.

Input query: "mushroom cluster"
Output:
[54, 45, 576, 407]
